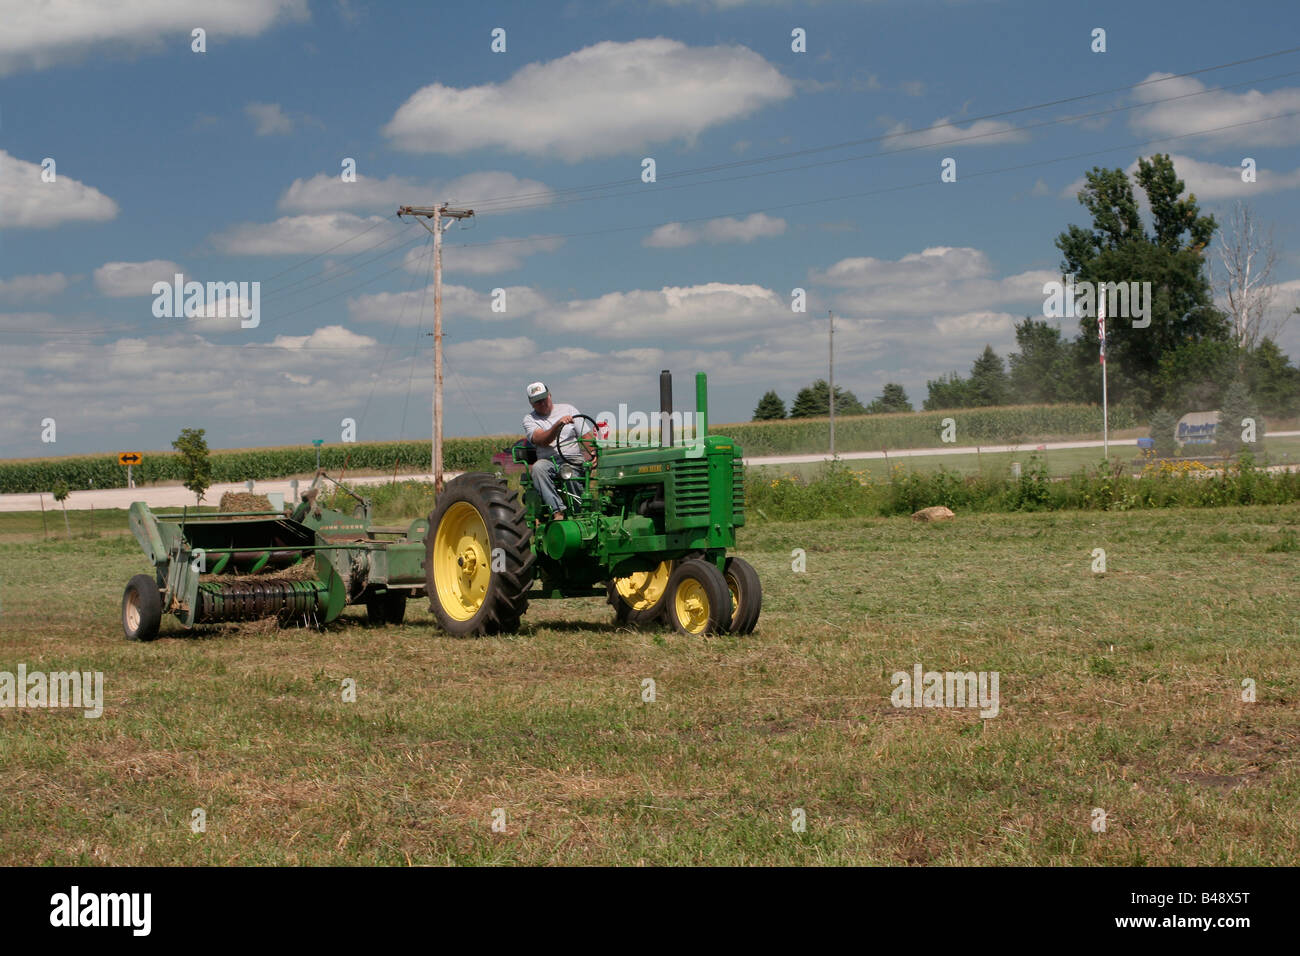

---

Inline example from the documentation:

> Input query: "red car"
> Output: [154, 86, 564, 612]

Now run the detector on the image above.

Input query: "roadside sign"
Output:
[118, 452, 143, 466]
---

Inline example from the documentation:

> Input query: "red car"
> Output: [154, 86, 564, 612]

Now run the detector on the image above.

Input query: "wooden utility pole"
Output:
[828, 309, 836, 459]
[396, 202, 474, 492]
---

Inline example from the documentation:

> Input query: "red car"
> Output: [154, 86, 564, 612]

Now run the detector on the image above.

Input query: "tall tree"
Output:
[789, 380, 867, 418]
[752, 390, 787, 420]
[1055, 154, 1228, 408]
[1006, 318, 1071, 403]
[867, 383, 913, 414]
[968, 345, 1010, 407]
[1215, 202, 1282, 351]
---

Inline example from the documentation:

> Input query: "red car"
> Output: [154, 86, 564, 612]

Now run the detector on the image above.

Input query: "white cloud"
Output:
[1130, 73, 1300, 147]
[1060, 154, 1300, 202]
[881, 116, 1028, 150]
[94, 260, 185, 298]
[278, 170, 553, 214]
[0, 151, 119, 228]
[402, 236, 564, 275]
[550, 282, 789, 341]
[0, 0, 309, 76]
[384, 38, 793, 161]
[644, 213, 786, 247]
[245, 102, 294, 136]
[269, 324, 377, 350]
[347, 284, 548, 325]
[813, 246, 1056, 321]
[0, 273, 70, 301]
[212, 213, 389, 255]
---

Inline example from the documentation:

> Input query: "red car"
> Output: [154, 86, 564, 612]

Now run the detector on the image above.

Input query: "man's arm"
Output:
[530, 415, 575, 447]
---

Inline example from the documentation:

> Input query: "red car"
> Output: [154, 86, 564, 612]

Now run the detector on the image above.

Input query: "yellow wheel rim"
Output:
[433, 501, 491, 621]
[726, 574, 740, 627]
[674, 576, 711, 634]
[615, 560, 672, 611]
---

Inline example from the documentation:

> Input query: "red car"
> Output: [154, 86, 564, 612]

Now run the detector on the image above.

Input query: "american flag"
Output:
[1098, 311, 1106, 365]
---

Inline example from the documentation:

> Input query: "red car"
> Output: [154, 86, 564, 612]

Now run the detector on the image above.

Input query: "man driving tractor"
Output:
[522, 381, 595, 520]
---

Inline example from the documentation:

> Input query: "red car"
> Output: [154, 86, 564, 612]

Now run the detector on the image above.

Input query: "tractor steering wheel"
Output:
[556, 414, 600, 467]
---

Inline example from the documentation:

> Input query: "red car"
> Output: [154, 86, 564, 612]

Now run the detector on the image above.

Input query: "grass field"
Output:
[1, 504, 1298, 865]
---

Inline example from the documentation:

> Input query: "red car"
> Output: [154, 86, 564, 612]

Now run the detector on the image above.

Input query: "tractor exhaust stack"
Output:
[659, 369, 673, 447]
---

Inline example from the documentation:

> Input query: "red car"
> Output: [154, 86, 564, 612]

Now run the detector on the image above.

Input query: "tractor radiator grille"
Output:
[673, 459, 711, 519]
[733, 462, 745, 519]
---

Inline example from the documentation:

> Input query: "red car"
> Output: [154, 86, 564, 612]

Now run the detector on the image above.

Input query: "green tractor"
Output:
[425, 371, 761, 637]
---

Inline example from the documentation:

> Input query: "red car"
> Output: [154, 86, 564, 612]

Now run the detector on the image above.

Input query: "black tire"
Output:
[366, 591, 407, 626]
[664, 558, 731, 636]
[723, 556, 762, 635]
[607, 560, 673, 628]
[122, 573, 162, 642]
[426, 473, 535, 636]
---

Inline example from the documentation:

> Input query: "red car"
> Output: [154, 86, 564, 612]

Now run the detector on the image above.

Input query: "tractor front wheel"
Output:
[426, 474, 534, 636]
[664, 558, 731, 636]
[723, 556, 762, 634]
[607, 560, 673, 628]
[122, 574, 162, 642]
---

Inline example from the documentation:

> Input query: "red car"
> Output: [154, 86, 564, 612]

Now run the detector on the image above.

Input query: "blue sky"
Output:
[2, 0, 1299, 457]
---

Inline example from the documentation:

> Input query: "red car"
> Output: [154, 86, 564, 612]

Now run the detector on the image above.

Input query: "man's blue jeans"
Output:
[531, 457, 565, 513]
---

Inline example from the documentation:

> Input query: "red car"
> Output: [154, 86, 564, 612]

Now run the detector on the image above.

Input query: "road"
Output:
[4, 431, 1298, 512]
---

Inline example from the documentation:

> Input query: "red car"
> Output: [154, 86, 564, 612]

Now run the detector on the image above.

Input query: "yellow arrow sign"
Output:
[118, 452, 143, 466]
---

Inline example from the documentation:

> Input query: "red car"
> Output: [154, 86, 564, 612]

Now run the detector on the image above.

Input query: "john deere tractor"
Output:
[425, 371, 760, 637]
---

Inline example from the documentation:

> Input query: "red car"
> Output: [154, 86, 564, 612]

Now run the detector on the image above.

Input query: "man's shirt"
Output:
[523, 402, 583, 459]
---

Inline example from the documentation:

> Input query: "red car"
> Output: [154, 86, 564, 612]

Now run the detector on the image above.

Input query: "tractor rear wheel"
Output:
[664, 559, 731, 636]
[607, 560, 673, 628]
[366, 591, 407, 626]
[723, 557, 762, 634]
[426, 473, 534, 636]
[122, 574, 162, 642]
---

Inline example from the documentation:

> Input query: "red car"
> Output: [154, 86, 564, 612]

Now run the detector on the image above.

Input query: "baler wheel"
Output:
[664, 559, 731, 636]
[122, 574, 162, 642]
[607, 560, 673, 628]
[723, 556, 762, 635]
[426, 473, 535, 636]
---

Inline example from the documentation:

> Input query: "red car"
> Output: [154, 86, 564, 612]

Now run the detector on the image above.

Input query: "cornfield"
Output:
[0, 403, 1138, 494]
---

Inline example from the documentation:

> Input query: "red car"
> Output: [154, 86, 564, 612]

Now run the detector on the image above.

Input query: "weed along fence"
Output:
[0, 405, 1138, 495]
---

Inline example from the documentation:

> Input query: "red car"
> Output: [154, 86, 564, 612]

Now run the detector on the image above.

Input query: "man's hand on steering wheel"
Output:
[555, 414, 600, 466]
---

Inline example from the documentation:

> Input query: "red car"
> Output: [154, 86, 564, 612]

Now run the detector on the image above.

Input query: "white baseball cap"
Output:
[526, 381, 549, 403]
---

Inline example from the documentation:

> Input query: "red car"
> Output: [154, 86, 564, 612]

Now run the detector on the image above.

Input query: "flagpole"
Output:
[1100, 295, 1109, 461]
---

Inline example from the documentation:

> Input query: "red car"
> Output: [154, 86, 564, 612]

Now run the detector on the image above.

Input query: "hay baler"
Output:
[424, 370, 761, 637]
[121, 476, 427, 641]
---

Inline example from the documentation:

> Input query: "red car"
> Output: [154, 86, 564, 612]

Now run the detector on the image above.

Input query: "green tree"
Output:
[789, 380, 867, 418]
[866, 383, 912, 414]
[1154, 339, 1239, 415]
[968, 345, 1011, 407]
[752, 390, 787, 420]
[51, 480, 71, 538]
[1008, 318, 1068, 403]
[922, 371, 971, 410]
[1055, 154, 1229, 407]
[1147, 408, 1178, 458]
[1217, 381, 1264, 455]
[1244, 337, 1300, 417]
[172, 427, 212, 505]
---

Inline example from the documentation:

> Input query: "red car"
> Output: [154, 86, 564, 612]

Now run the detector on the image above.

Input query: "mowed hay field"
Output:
[1, 505, 1298, 865]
